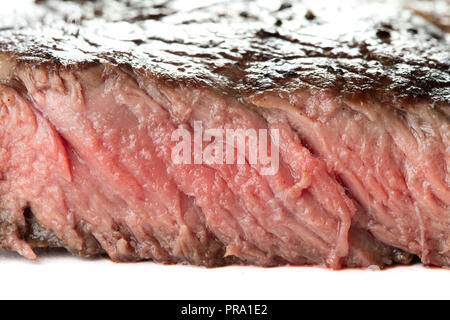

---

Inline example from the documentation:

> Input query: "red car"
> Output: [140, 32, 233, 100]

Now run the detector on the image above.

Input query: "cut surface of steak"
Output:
[0, 0, 448, 268]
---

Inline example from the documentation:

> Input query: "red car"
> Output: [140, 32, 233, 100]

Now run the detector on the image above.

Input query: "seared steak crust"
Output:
[0, 0, 448, 107]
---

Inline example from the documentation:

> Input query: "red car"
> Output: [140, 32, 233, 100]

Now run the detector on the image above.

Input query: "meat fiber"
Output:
[0, 0, 448, 268]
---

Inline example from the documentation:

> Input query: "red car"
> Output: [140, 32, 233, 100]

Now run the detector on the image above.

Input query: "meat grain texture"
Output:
[0, 0, 448, 269]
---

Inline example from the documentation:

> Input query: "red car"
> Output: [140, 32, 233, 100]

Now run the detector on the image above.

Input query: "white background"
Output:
[0, 249, 448, 300]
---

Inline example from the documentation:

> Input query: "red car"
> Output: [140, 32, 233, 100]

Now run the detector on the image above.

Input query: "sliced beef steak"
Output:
[0, 0, 448, 268]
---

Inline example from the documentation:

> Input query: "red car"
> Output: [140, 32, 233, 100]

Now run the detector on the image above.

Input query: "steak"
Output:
[0, 0, 448, 268]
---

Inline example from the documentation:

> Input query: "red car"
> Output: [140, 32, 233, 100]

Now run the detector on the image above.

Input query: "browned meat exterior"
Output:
[408, 0, 450, 32]
[0, 0, 448, 268]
